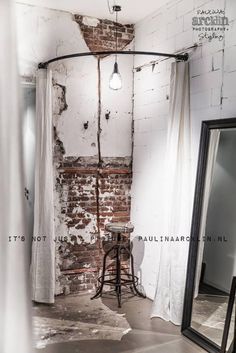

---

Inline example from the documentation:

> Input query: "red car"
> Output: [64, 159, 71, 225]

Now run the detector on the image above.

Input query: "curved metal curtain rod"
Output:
[38, 50, 189, 69]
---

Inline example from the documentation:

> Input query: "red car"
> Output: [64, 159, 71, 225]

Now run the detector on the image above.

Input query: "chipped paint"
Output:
[53, 81, 68, 116]
[82, 16, 99, 27]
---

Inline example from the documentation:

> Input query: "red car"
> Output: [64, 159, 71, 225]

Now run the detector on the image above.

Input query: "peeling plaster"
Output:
[55, 173, 98, 245]
[82, 16, 99, 27]
[74, 14, 134, 54]
[54, 126, 66, 156]
[53, 81, 68, 116]
[66, 208, 97, 245]
[18, 1, 134, 295]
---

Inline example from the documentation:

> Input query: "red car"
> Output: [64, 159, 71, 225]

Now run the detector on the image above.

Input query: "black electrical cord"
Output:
[115, 7, 118, 62]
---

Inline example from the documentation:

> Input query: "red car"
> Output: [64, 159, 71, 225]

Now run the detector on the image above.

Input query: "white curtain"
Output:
[0, 0, 32, 352]
[31, 68, 55, 303]
[151, 61, 191, 325]
[194, 129, 220, 298]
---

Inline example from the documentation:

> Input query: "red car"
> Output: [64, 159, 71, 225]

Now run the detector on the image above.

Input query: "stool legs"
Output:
[115, 245, 122, 308]
[91, 235, 145, 307]
[91, 245, 115, 300]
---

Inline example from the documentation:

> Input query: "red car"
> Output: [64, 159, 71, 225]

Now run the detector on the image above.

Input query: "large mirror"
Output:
[182, 119, 236, 353]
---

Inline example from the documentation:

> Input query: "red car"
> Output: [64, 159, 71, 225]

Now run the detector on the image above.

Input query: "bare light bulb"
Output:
[109, 62, 122, 90]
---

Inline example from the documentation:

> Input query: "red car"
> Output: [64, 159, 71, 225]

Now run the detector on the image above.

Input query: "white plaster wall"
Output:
[51, 57, 99, 157]
[100, 51, 134, 157]
[16, 4, 87, 78]
[131, 0, 236, 299]
[16, 3, 133, 157]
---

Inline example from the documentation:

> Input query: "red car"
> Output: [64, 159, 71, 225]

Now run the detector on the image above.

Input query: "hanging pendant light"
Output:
[109, 62, 122, 90]
[109, 5, 122, 90]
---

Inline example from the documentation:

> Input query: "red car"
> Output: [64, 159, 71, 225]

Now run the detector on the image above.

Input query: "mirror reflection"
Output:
[226, 300, 235, 351]
[191, 128, 236, 348]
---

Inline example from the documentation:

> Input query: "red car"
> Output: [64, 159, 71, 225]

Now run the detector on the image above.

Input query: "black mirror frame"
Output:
[181, 118, 236, 353]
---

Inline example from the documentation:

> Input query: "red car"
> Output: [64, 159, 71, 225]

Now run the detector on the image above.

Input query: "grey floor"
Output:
[34, 292, 206, 353]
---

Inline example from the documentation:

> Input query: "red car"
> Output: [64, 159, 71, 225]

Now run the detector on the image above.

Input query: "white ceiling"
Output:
[16, 0, 168, 23]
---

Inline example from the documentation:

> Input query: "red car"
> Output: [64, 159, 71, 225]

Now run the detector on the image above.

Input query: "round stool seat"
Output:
[105, 222, 134, 234]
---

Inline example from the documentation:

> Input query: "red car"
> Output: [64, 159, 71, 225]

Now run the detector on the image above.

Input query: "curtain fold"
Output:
[0, 0, 32, 352]
[194, 129, 220, 298]
[151, 61, 192, 325]
[31, 68, 55, 304]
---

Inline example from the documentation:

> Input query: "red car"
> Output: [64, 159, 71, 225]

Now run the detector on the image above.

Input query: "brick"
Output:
[167, 17, 184, 38]
[226, 0, 236, 21]
[223, 71, 236, 97]
[176, 30, 193, 51]
[55, 158, 132, 295]
[224, 47, 236, 72]
[190, 70, 222, 94]
[225, 20, 236, 47]
[211, 87, 222, 106]
[213, 50, 223, 71]
[177, 0, 194, 17]
[74, 15, 134, 53]
[190, 90, 211, 110]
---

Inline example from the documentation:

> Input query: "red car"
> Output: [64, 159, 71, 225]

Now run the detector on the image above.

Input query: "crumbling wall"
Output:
[74, 15, 134, 52]
[55, 157, 132, 294]
[50, 14, 134, 295]
[17, 3, 135, 296]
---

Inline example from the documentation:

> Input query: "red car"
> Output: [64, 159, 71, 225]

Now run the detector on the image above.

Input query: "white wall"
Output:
[16, 3, 134, 158]
[131, 0, 236, 299]
[16, 4, 86, 78]
[204, 130, 236, 293]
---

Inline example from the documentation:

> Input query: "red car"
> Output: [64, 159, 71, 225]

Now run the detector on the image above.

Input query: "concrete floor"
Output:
[34, 292, 206, 353]
[33, 292, 131, 348]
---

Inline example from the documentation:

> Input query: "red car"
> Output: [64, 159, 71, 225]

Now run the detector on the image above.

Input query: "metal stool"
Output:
[91, 222, 146, 307]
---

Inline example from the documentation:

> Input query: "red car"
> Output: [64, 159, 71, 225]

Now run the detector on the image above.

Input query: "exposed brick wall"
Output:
[99, 172, 131, 229]
[55, 157, 132, 294]
[52, 13, 134, 296]
[74, 15, 134, 53]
